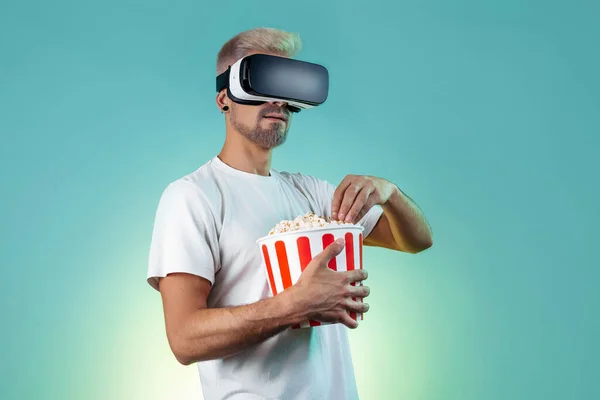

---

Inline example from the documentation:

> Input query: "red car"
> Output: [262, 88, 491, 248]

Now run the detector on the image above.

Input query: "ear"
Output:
[216, 90, 229, 112]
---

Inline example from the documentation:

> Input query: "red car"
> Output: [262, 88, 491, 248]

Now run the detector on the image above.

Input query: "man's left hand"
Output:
[331, 175, 396, 224]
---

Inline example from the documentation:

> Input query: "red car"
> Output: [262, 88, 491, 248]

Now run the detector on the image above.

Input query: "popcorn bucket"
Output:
[256, 225, 365, 329]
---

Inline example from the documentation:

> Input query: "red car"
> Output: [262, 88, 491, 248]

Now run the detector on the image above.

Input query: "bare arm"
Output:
[160, 273, 306, 365]
[159, 240, 369, 365]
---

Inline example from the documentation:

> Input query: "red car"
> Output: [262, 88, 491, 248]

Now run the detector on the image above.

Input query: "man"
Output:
[147, 27, 433, 399]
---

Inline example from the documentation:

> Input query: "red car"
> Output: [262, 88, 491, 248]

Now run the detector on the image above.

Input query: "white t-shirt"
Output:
[147, 156, 383, 400]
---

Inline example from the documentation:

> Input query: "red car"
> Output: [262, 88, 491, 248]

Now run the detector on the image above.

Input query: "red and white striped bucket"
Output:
[256, 225, 365, 329]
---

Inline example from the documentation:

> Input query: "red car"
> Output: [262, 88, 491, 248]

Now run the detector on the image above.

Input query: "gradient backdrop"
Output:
[1, 1, 598, 399]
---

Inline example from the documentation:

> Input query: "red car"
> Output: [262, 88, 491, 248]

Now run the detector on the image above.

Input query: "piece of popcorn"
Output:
[268, 212, 352, 235]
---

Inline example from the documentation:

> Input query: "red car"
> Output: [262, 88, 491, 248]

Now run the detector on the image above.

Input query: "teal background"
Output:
[1, 0, 598, 399]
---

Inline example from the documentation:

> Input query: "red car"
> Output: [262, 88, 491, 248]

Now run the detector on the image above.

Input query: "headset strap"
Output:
[216, 67, 230, 92]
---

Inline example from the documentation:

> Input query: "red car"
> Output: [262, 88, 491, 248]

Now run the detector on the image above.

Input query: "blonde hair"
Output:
[216, 27, 302, 74]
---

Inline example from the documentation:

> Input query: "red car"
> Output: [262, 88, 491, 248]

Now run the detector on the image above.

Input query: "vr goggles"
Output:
[216, 54, 329, 113]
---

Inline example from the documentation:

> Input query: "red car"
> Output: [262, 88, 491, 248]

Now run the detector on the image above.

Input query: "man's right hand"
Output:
[292, 238, 370, 329]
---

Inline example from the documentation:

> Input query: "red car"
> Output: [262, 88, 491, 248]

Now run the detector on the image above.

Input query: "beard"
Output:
[229, 106, 290, 149]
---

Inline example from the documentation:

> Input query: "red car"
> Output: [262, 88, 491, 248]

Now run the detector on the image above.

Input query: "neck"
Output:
[218, 131, 273, 177]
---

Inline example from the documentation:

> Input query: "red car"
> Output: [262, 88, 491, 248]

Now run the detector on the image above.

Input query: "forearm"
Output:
[383, 186, 433, 252]
[173, 288, 305, 364]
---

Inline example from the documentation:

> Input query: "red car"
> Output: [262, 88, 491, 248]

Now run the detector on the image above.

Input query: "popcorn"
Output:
[268, 212, 352, 235]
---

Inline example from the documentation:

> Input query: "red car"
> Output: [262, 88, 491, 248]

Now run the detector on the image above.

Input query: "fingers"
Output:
[331, 175, 385, 223]
[310, 287, 370, 329]
[337, 184, 362, 222]
[350, 195, 377, 223]
[347, 283, 370, 299]
[340, 312, 359, 329]
[339, 302, 368, 328]
[315, 238, 345, 264]
[346, 187, 377, 223]
[331, 176, 353, 220]
[345, 299, 370, 313]
[346, 268, 368, 284]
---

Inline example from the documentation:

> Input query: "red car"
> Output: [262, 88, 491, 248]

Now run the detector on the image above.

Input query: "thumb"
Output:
[316, 238, 345, 264]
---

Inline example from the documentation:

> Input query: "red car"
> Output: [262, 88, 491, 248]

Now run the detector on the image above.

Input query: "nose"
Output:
[271, 101, 288, 108]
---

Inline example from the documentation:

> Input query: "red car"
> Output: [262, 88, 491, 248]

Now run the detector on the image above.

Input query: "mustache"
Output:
[259, 106, 291, 118]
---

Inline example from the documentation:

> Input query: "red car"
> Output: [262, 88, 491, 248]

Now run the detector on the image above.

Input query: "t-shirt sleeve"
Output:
[146, 180, 220, 291]
[315, 177, 384, 238]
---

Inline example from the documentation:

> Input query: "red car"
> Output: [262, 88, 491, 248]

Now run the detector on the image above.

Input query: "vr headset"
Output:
[216, 54, 329, 113]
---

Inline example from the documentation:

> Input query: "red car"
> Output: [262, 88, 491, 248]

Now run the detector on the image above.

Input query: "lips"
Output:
[264, 114, 288, 122]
